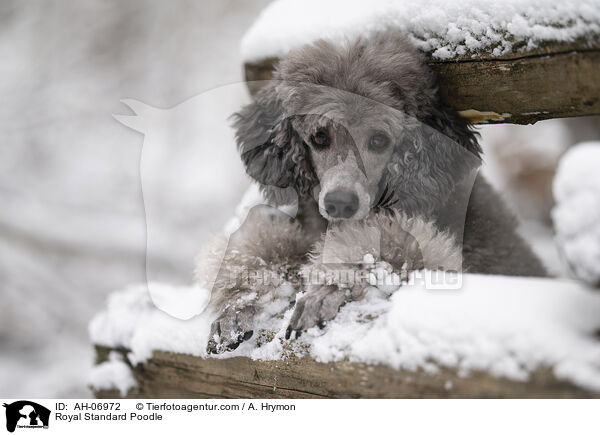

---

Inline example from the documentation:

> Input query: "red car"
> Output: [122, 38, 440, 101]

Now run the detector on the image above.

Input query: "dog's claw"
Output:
[206, 306, 255, 354]
[286, 285, 345, 338]
[285, 326, 303, 340]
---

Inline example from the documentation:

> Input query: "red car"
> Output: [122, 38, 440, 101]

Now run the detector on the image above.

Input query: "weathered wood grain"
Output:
[93, 346, 599, 399]
[243, 40, 600, 124]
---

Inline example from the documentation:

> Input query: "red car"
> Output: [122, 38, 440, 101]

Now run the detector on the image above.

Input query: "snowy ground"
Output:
[1, 0, 600, 398]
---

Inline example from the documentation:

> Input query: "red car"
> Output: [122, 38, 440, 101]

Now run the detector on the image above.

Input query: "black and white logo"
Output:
[3, 401, 50, 433]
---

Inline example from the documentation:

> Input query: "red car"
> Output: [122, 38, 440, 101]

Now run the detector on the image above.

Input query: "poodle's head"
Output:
[233, 32, 481, 221]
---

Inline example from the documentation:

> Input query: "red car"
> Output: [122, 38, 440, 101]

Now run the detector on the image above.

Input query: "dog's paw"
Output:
[285, 285, 346, 339]
[206, 305, 255, 354]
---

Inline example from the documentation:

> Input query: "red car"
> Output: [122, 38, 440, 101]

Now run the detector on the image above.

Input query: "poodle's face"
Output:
[289, 89, 410, 220]
[233, 32, 481, 220]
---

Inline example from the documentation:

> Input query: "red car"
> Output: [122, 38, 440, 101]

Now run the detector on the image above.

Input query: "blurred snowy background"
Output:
[0, 0, 598, 398]
[0, 0, 269, 397]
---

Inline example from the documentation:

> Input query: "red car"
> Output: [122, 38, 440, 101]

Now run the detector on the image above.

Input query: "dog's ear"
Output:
[231, 83, 317, 204]
[232, 83, 292, 188]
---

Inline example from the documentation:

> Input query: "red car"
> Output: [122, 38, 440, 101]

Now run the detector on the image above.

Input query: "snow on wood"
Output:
[242, 0, 600, 124]
[89, 351, 137, 396]
[89, 273, 600, 398]
[241, 0, 600, 62]
[241, 0, 600, 61]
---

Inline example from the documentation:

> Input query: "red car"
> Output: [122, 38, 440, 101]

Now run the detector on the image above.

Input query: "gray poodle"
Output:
[197, 31, 546, 354]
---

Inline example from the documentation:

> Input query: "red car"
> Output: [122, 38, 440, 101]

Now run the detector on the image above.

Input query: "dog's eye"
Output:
[369, 132, 390, 151]
[310, 129, 330, 149]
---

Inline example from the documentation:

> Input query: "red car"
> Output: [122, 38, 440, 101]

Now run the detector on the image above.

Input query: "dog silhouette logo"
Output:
[3, 401, 50, 432]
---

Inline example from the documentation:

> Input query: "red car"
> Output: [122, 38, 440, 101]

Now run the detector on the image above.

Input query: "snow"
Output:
[148, 282, 211, 320]
[552, 142, 600, 286]
[89, 272, 600, 392]
[88, 351, 136, 396]
[241, 0, 600, 62]
[89, 284, 213, 363]
[310, 274, 600, 387]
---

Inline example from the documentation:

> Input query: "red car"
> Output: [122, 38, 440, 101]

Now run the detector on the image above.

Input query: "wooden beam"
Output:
[243, 40, 600, 125]
[93, 346, 599, 398]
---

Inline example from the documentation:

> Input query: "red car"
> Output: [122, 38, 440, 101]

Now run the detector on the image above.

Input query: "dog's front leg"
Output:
[200, 205, 316, 354]
[207, 296, 257, 354]
[285, 283, 358, 339]
[206, 269, 292, 354]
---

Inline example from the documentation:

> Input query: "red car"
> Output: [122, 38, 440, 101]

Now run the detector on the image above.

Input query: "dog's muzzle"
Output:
[318, 152, 371, 220]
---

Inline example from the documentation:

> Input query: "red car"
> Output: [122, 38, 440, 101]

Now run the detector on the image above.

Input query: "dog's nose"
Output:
[324, 191, 359, 218]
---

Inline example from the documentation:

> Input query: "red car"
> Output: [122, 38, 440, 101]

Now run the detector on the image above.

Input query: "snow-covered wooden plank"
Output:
[244, 39, 600, 125]
[240, 0, 600, 124]
[241, 0, 600, 63]
[88, 274, 600, 398]
[92, 346, 599, 399]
